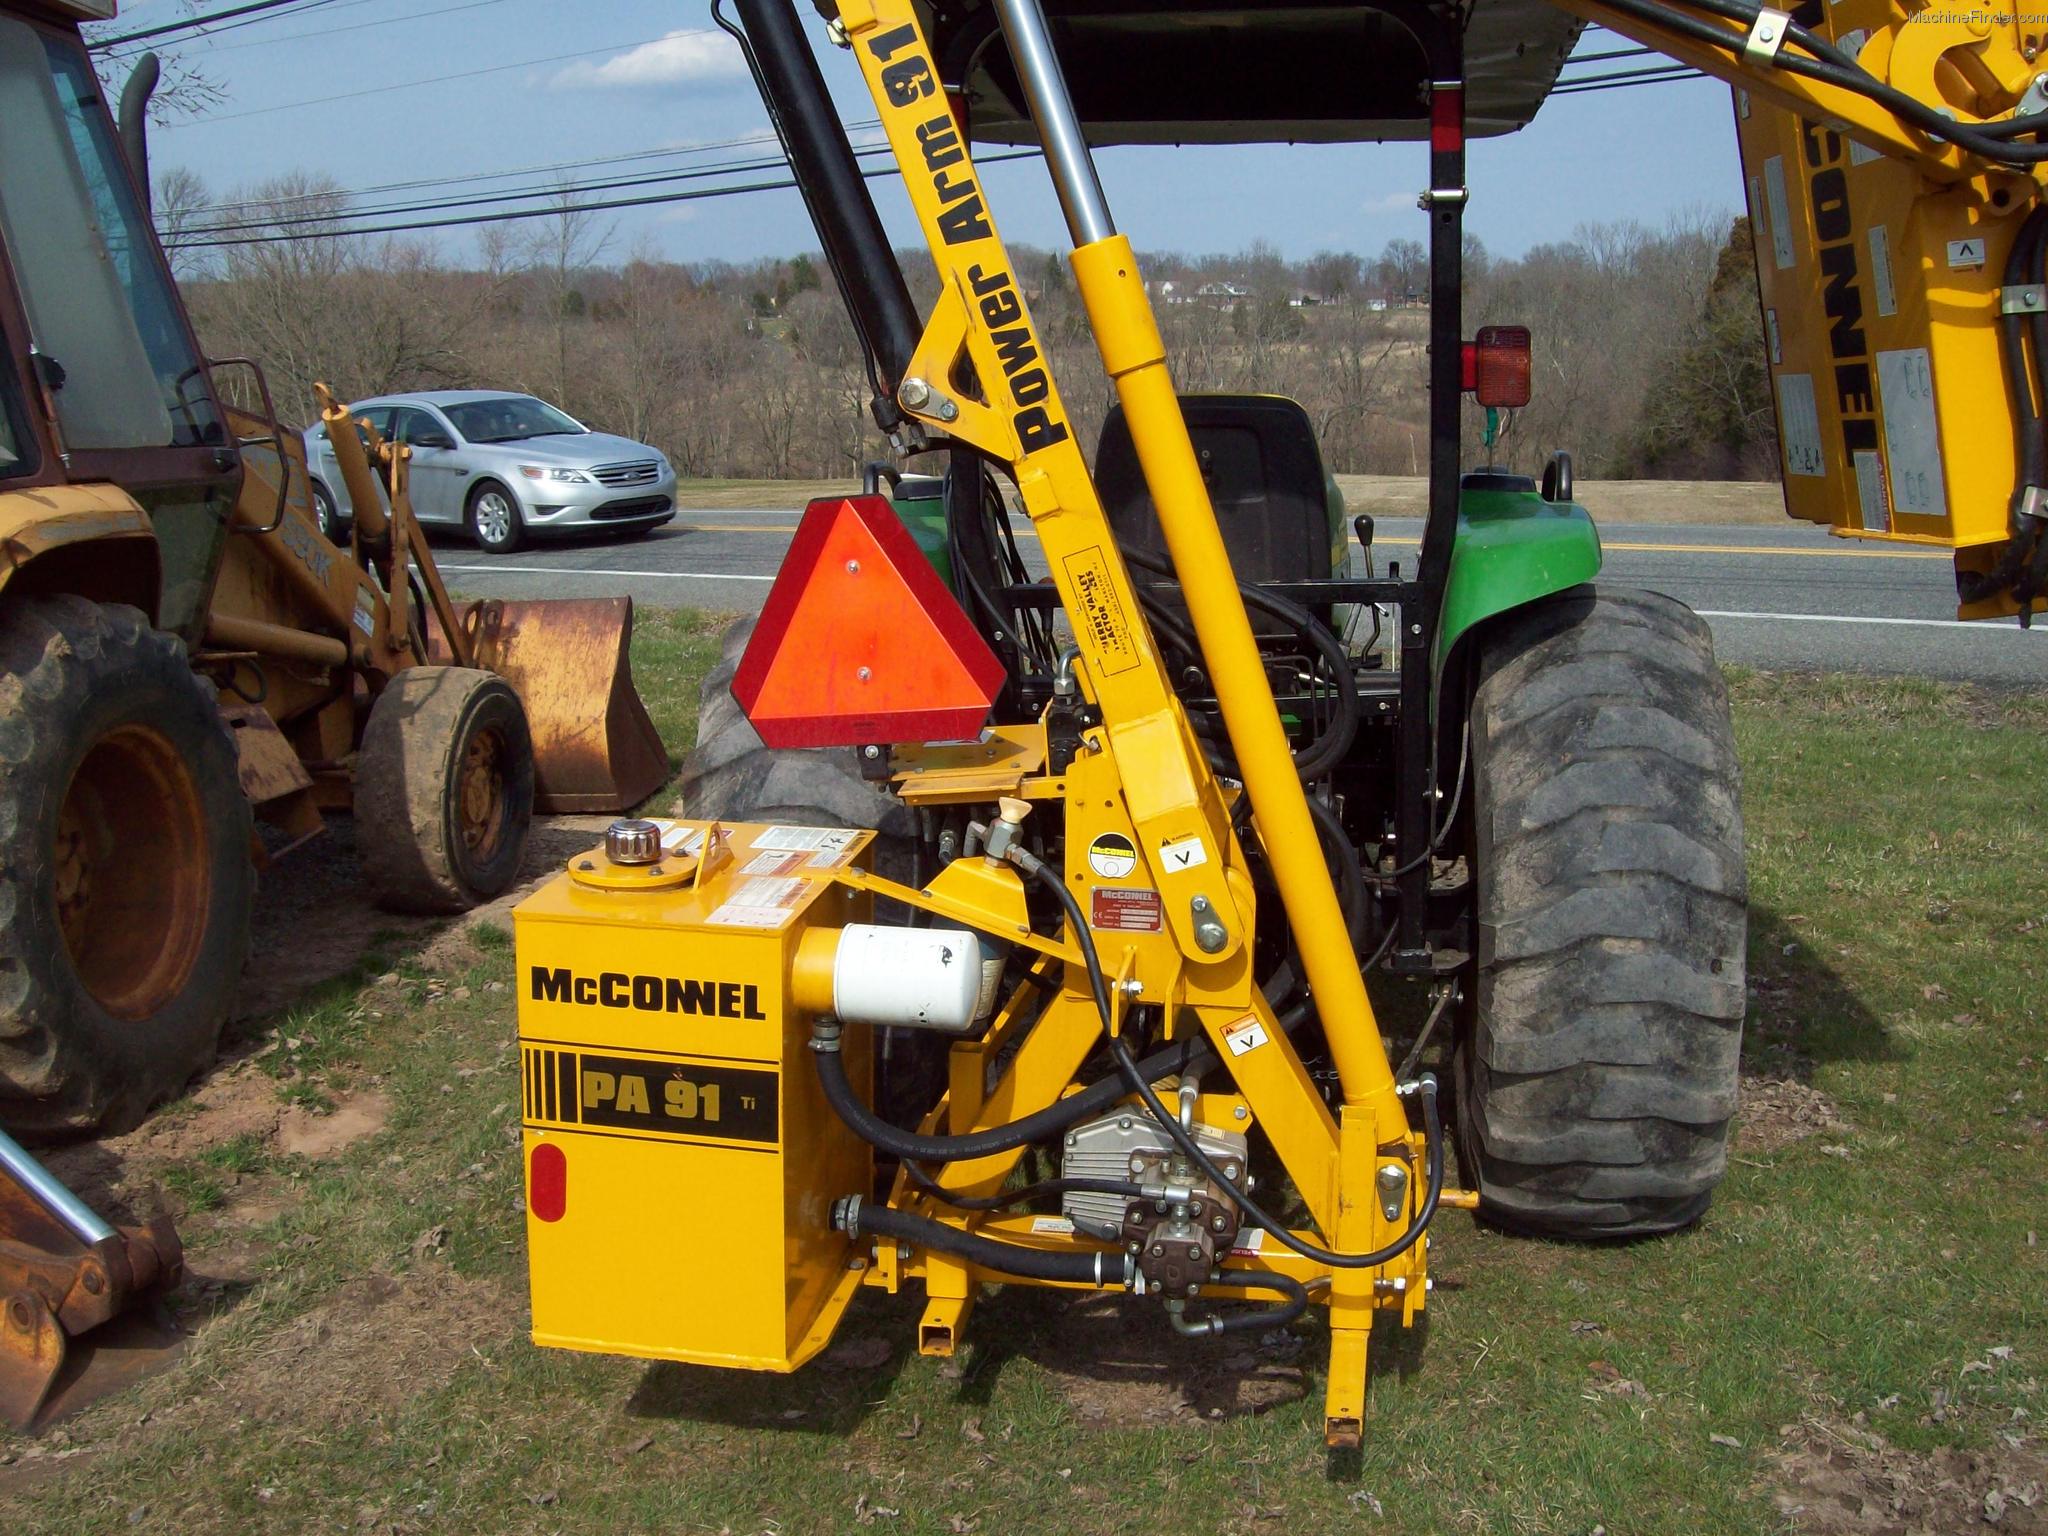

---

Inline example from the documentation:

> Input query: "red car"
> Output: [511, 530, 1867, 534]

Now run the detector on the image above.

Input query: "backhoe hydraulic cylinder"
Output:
[0, 1128, 114, 1246]
[989, 0, 1401, 1126]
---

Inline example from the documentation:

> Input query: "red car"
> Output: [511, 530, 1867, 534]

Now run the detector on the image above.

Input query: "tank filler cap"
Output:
[604, 818, 662, 866]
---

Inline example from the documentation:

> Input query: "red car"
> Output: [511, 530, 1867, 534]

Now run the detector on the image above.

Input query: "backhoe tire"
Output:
[358, 667, 534, 914]
[1454, 586, 1746, 1239]
[0, 596, 254, 1137]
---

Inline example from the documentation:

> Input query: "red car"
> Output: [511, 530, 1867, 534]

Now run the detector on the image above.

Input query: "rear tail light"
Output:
[1472, 325, 1532, 409]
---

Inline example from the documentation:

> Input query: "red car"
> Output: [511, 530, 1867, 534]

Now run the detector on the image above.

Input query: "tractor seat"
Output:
[1095, 393, 1341, 630]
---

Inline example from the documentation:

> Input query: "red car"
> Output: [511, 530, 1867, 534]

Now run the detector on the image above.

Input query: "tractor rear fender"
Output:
[1428, 485, 1603, 759]
[0, 486, 161, 624]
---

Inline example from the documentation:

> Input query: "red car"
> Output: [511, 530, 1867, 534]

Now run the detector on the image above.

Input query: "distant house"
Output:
[1156, 279, 1192, 305]
[1196, 280, 1251, 309]
[1287, 290, 1331, 308]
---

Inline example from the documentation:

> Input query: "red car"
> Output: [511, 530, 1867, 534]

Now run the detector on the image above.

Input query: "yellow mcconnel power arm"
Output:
[518, 0, 2042, 1450]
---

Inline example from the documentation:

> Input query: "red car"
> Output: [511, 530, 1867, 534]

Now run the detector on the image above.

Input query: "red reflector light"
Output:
[1460, 341, 1477, 393]
[1473, 324, 1532, 409]
[734, 495, 1004, 749]
[529, 1141, 567, 1223]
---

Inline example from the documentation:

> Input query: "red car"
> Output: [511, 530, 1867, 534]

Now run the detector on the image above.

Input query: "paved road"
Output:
[438, 510, 2047, 687]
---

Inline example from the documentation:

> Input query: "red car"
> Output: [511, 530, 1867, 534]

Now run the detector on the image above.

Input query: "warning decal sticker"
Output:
[1064, 546, 1141, 675]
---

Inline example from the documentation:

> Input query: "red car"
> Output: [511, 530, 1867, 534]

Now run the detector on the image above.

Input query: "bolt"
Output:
[649, 864, 664, 876]
[938, 399, 959, 422]
[899, 377, 932, 410]
[846, 559, 861, 574]
[1187, 1283, 1200, 1296]
[1119, 1117, 1133, 1131]
[1757, 20, 1775, 41]
[857, 666, 872, 682]
[864, 745, 882, 759]
[1212, 1216, 1228, 1231]
[1066, 1133, 1078, 1147]
[1223, 1163, 1239, 1180]
[1150, 1244, 1164, 1257]
[577, 859, 595, 871]
[1233, 1106, 1247, 1121]
[1187, 1245, 1202, 1261]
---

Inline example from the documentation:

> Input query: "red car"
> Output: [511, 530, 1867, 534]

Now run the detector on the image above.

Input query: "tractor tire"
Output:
[358, 667, 534, 914]
[677, 616, 918, 865]
[0, 596, 254, 1137]
[1454, 586, 1746, 1239]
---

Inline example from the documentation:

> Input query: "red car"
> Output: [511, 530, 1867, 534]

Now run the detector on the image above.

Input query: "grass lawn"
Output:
[2, 621, 2043, 1535]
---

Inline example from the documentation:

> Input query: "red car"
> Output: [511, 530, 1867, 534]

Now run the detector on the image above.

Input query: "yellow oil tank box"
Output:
[514, 819, 874, 1372]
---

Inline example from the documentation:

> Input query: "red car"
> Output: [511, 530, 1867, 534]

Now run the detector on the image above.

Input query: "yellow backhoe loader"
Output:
[0, 0, 663, 1421]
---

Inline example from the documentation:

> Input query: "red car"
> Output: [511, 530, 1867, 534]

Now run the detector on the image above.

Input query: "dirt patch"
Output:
[1739, 1076, 1849, 1154]
[1007, 1293, 1308, 1427]
[277, 1090, 391, 1158]
[161, 1265, 515, 1436]
[1775, 1419, 2048, 1534]
[240, 812, 610, 1019]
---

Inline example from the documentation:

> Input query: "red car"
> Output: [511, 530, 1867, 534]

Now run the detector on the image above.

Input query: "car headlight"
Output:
[519, 465, 590, 483]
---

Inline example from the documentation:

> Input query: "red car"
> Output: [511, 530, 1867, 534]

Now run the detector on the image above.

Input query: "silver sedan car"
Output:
[303, 390, 676, 552]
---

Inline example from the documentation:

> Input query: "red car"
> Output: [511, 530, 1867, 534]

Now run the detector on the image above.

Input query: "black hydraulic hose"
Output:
[1197, 1269, 1311, 1335]
[2009, 209, 2047, 501]
[838, 1198, 1126, 1285]
[1024, 860, 1444, 1271]
[811, 1021, 1199, 1163]
[1120, 547, 1359, 780]
[901, 1158, 1143, 1212]
[1596, 0, 2048, 165]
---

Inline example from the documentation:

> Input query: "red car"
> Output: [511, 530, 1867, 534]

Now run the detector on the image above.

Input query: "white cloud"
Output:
[552, 30, 744, 90]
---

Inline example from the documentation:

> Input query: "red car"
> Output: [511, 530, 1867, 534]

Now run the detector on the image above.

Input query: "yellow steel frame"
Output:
[819, 0, 1438, 1443]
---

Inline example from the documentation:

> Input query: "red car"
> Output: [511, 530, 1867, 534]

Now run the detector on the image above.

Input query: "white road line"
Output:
[1696, 609, 2037, 632]
[438, 563, 775, 583]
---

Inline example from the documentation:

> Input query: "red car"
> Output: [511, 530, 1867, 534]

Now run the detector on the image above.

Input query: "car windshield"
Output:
[442, 396, 584, 444]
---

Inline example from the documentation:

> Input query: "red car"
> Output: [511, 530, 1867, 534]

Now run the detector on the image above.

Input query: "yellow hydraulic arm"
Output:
[1558, 0, 2048, 618]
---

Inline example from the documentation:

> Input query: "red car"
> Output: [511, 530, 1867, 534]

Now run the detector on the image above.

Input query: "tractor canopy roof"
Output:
[891, 0, 1585, 145]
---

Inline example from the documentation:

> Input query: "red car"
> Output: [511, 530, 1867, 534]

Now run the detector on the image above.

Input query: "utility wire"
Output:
[179, 119, 883, 217]
[177, 136, 896, 236]
[161, 28, 714, 126]
[88, 0, 333, 50]
[169, 146, 1043, 248]
[175, 0, 512, 55]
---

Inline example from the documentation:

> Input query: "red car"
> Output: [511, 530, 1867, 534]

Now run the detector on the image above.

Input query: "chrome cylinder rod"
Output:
[989, 0, 1113, 247]
[0, 1126, 115, 1245]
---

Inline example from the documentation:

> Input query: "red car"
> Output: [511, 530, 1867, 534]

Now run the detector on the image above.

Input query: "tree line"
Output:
[167, 173, 1778, 484]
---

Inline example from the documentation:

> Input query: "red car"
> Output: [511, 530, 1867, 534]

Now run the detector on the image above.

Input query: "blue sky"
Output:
[111, 0, 1748, 265]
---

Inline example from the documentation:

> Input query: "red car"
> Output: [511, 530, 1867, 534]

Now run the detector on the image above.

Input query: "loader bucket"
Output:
[460, 596, 670, 813]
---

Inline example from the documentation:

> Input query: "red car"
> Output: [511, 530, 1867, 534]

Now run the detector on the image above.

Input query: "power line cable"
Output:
[170, 146, 1042, 248]
[1552, 64, 1704, 94]
[180, 119, 882, 216]
[161, 28, 715, 126]
[178, 135, 896, 236]
[89, 0, 335, 51]
[174, 0, 512, 55]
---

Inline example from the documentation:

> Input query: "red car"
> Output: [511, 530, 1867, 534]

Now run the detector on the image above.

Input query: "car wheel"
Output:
[467, 481, 525, 554]
[311, 481, 343, 545]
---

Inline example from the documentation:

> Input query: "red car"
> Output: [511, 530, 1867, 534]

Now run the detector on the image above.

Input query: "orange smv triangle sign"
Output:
[733, 495, 1005, 749]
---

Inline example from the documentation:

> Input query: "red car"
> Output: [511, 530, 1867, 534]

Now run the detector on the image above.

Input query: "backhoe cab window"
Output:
[0, 18, 220, 453]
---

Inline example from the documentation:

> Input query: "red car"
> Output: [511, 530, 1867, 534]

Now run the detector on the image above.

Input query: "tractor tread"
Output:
[1455, 584, 1746, 1239]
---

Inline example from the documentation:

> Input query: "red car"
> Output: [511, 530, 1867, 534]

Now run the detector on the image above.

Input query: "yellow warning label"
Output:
[1064, 545, 1140, 675]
